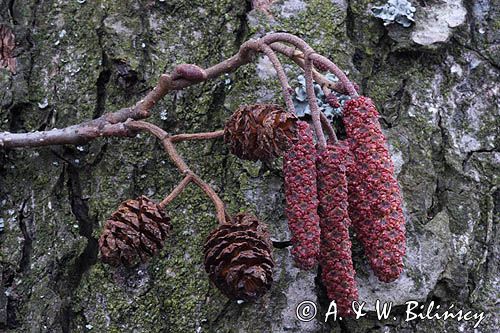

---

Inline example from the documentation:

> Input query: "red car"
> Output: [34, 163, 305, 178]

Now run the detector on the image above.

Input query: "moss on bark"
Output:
[1, 0, 499, 332]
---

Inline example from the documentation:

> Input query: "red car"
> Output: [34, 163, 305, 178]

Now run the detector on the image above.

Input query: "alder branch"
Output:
[0, 32, 361, 232]
[0, 121, 135, 149]
[260, 33, 356, 96]
[309, 53, 358, 96]
[0, 33, 355, 150]
[269, 43, 348, 94]
[0, 40, 259, 150]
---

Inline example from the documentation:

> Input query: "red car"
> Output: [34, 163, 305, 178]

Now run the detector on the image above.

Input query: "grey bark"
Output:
[0, 0, 498, 332]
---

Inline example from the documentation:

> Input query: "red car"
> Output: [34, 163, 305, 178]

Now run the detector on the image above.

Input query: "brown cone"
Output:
[204, 213, 274, 301]
[224, 104, 298, 161]
[98, 196, 172, 267]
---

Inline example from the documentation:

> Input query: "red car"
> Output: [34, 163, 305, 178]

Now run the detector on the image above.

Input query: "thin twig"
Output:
[125, 120, 227, 225]
[257, 44, 296, 114]
[304, 55, 327, 149]
[189, 175, 228, 224]
[126, 120, 190, 172]
[320, 113, 337, 144]
[261, 33, 315, 55]
[269, 43, 347, 94]
[170, 130, 224, 143]
[308, 53, 358, 96]
[263, 34, 356, 95]
[159, 174, 193, 209]
[252, 33, 354, 97]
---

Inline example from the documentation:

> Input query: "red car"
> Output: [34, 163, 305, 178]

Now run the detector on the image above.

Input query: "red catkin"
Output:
[317, 142, 358, 317]
[283, 121, 320, 270]
[343, 96, 406, 282]
[313, 59, 329, 72]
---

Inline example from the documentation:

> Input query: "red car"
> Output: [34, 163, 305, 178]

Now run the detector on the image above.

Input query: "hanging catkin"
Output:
[343, 96, 406, 282]
[317, 142, 358, 317]
[283, 121, 321, 270]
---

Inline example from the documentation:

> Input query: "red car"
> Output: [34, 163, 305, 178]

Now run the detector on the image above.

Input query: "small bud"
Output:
[171, 64, 207, 82]
[325, 93, 340, 108]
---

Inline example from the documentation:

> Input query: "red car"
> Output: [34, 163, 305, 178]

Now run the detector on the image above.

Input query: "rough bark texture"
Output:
[0, 1, 498, 332]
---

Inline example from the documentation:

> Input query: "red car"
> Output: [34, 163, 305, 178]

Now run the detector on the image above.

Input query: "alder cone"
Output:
[224, 103, 298, 161]
[317, 143, 358, 317]
[204, 213, 274, 301]
[283, 121, 321, 270]
[98, 196, 172, 267]
[343, 96, 406, 282]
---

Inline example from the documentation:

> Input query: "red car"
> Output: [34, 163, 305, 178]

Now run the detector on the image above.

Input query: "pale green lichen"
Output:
[371, 0, 416, 28]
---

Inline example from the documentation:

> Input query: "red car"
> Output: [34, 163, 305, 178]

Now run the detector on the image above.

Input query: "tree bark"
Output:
[0, 1, 498, 332]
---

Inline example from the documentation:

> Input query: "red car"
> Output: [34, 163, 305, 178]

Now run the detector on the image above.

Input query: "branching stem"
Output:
[0, 33, 359, 225]
[0, 33, 353, 150]
[269, 43, 350, 94]
[126, 121, 227, 225]
[159, 174, 193, 209]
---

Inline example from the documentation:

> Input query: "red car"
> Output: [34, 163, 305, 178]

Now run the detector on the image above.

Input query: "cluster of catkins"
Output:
[97, 97, 405, 309]
[284, 96, 406, 317]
